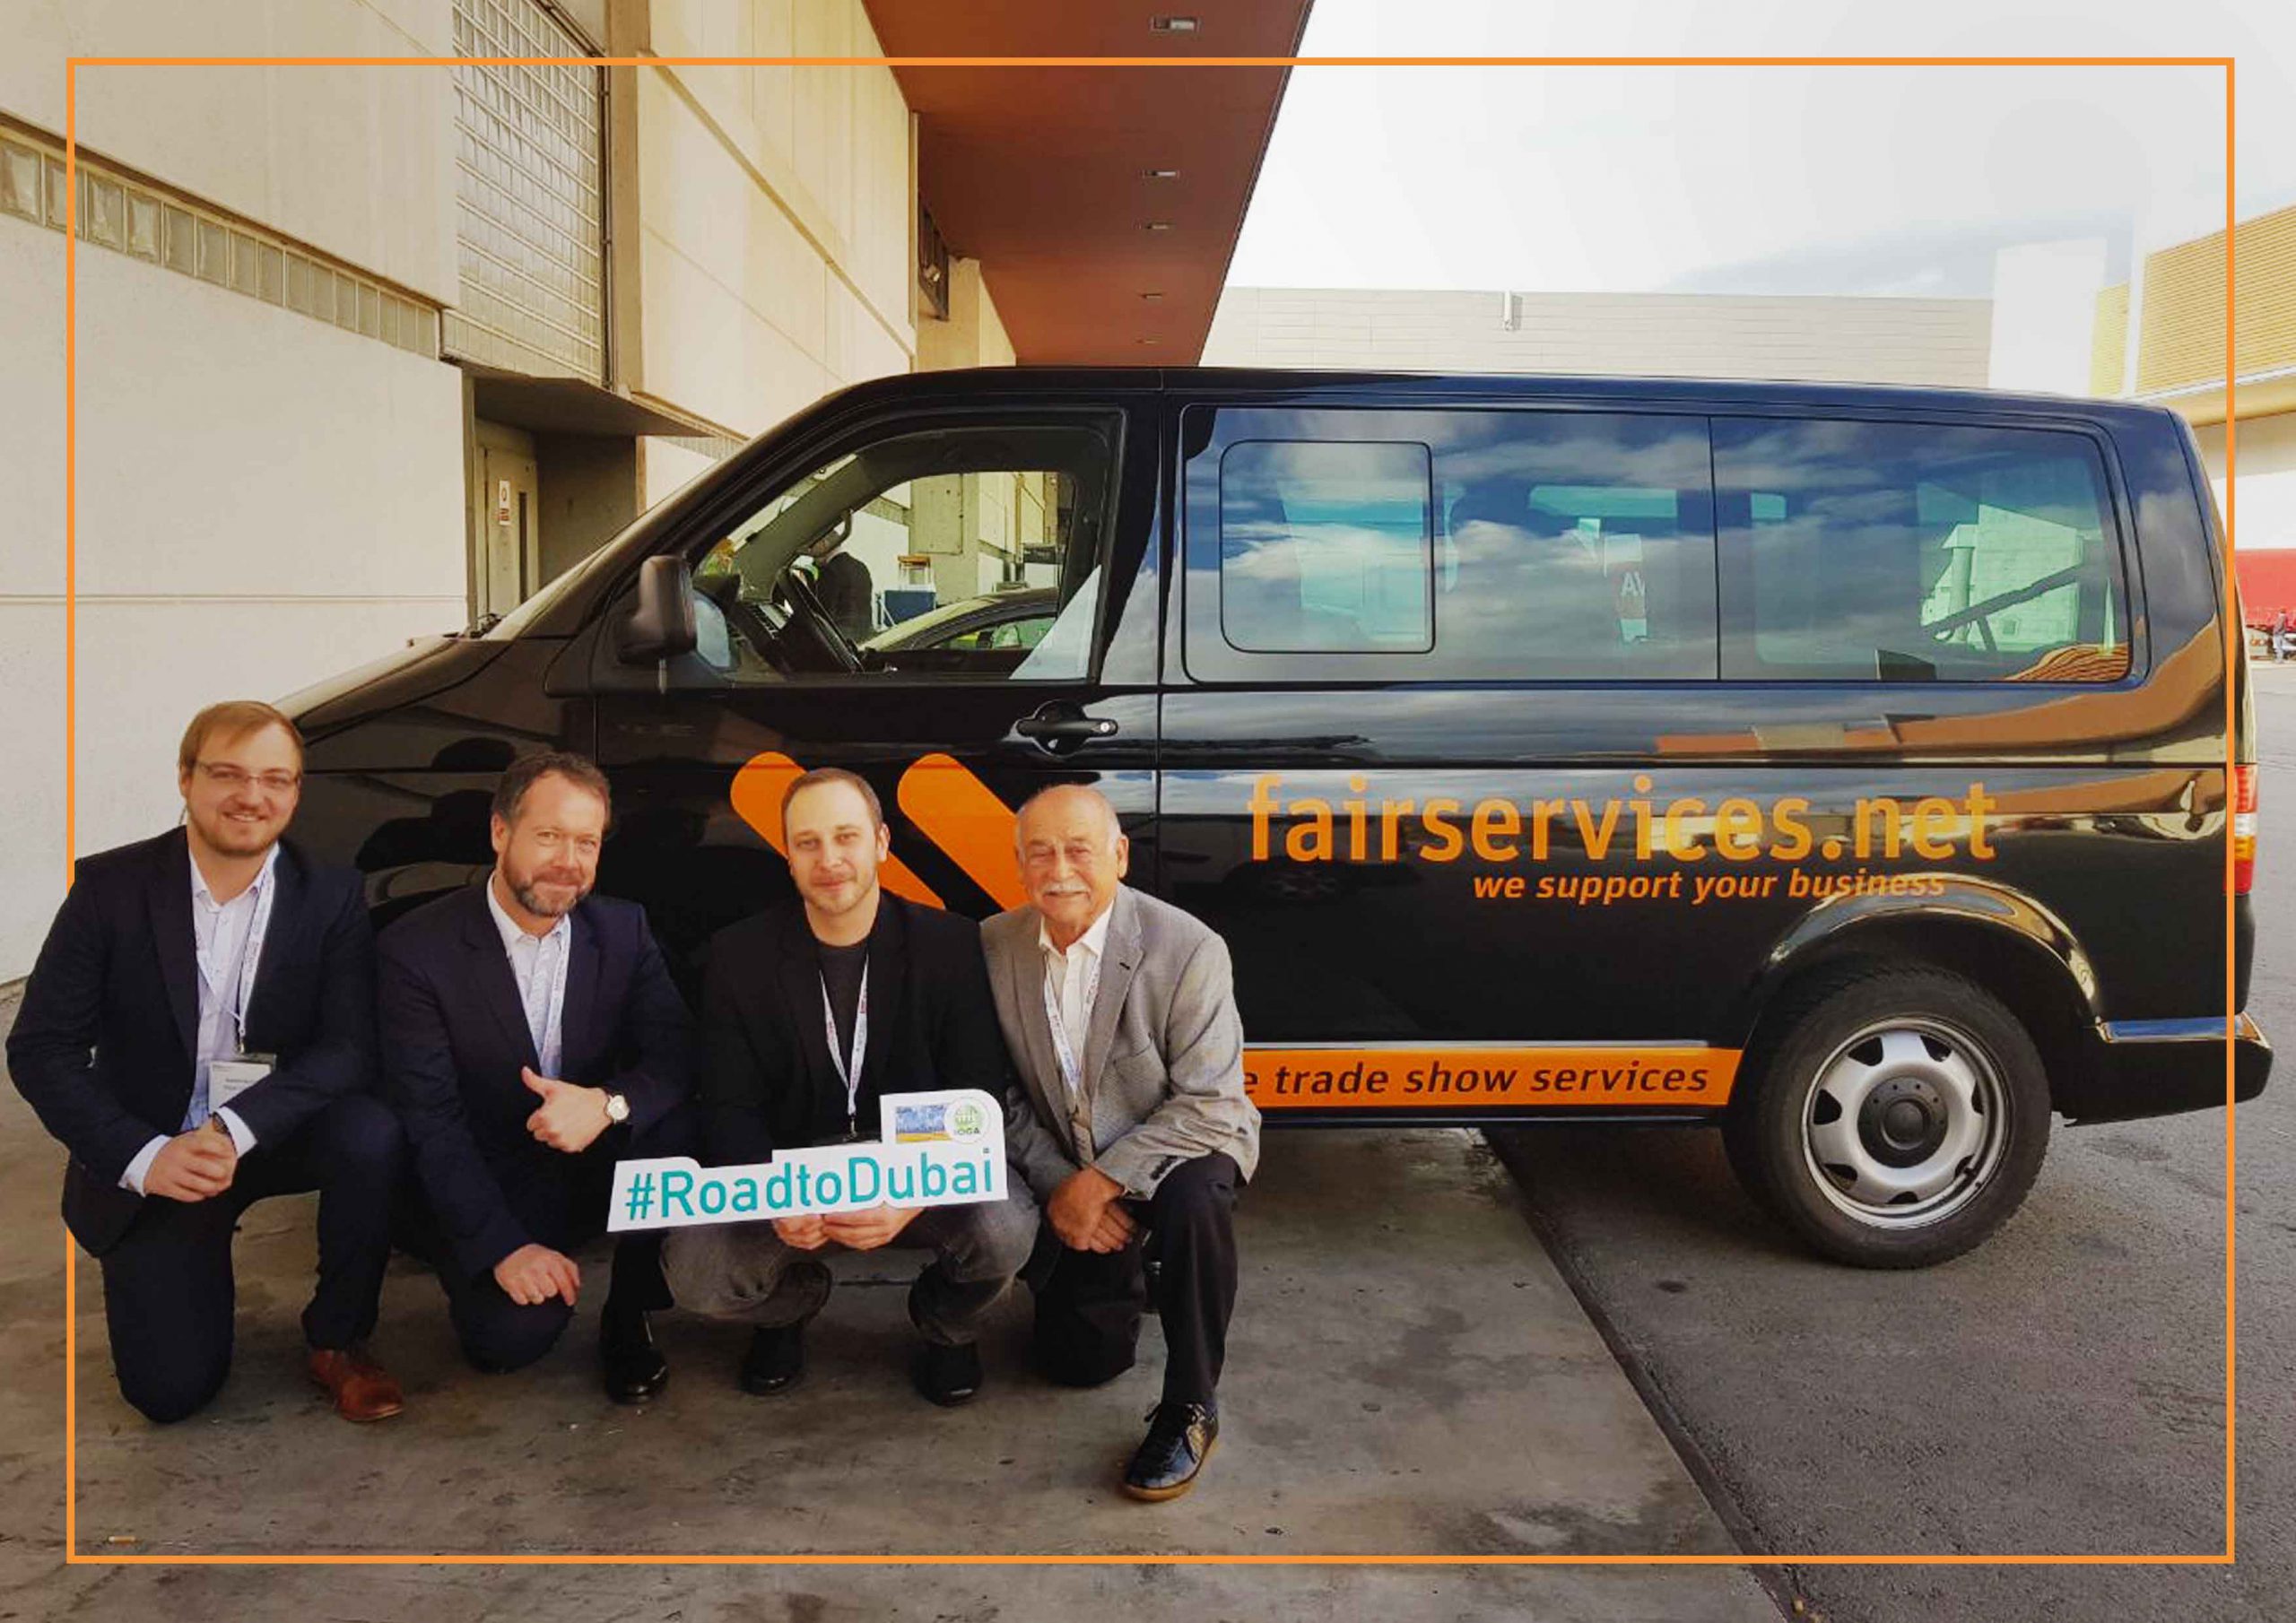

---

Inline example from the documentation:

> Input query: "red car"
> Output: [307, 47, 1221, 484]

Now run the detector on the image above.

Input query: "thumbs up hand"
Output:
[524, 1065, 610, 1155]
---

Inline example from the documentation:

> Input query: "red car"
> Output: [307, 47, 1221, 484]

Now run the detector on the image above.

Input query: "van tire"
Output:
[1725, 965, 2050, 1268]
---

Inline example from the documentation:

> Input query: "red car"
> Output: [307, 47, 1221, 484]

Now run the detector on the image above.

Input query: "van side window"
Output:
[1185, 407, 1718, 681]
[1435, 413, 1716, 678]
[1715, 419, 2131, 682]
[1219, 441, 1433, 653]
[683, 420, 1113, 683]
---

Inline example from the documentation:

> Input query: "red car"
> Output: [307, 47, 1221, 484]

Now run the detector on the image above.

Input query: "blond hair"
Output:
[178, 701, 303, 776]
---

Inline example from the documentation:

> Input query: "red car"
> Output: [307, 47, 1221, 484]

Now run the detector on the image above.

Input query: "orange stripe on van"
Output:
[898, 752, 1029, 910]
[728, 750, 944, 908]
[1245, 1046, 1738, 1109]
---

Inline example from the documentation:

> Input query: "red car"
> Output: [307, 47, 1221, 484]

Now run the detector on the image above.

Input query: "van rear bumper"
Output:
[2062, 1014, 2272, 1124]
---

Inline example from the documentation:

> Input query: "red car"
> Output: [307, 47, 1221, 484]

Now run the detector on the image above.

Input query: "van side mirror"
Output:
[616, 555, 699, 666]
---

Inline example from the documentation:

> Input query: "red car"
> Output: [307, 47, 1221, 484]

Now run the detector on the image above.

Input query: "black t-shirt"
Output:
[817, 940, 868, 1081]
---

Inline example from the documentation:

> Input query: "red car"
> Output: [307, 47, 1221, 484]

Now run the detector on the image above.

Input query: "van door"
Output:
[587, 395, 1161, 963]
[1154, 396, 1739, 1118]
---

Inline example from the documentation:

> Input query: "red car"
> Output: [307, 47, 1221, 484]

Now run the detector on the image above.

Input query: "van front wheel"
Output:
[1724, 967, 2050, 1268]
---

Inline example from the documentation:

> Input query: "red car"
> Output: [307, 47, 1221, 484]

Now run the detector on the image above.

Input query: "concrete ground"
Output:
[0, 985, 1779, 1618]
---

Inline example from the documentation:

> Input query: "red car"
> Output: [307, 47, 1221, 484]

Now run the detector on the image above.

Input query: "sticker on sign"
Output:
[607, 1089, 1007, 1231]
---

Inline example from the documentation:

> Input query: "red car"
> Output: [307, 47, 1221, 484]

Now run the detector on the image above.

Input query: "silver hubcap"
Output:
[1800, 1019, 2007, 1228]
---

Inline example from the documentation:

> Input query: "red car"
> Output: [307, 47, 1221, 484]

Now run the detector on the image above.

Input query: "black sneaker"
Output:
[911, 1339, 984, 1408]
[1121, 1401, 1219, 1501]
[739, 1324, 805, 1396]
[599, 1309, 669, 1406]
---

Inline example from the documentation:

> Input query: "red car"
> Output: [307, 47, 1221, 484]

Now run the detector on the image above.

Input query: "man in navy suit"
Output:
[378, 752, 693, 1403]
[7, 701, 405, 1424]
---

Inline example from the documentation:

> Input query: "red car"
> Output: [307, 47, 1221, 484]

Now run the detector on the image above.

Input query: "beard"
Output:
[190, 804, 283, 856]
[802, 868, 877, 916]
[509, 864, 590, 917]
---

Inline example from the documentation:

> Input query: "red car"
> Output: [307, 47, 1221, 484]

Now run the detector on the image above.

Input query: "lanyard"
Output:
[195, 864, 275, 1055]
[820, 957, 869, 1133]
[1040, 949, 1100, 1107]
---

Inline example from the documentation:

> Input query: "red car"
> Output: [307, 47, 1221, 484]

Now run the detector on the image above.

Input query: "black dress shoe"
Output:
[599, 1309, 669, 1405]
[1121, 1401, 1219, 1501]
[739, 1324, 805, 1396]
[911, 1339, 983, 1408]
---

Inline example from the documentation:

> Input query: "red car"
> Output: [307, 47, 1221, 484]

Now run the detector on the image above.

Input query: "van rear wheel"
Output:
[1724, 966, 2050, 1268]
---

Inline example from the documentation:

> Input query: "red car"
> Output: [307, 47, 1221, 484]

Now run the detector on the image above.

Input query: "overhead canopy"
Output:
[862, 2, 1312, 364]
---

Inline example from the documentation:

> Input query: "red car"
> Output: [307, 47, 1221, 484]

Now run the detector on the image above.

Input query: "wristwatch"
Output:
[602, 1091, 631, 1126]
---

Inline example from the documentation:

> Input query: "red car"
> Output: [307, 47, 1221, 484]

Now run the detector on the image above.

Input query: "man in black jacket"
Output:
[663, 768, 1037, 1406]
[6, 702, 404, 1424]
[378, 752, 694, 1404]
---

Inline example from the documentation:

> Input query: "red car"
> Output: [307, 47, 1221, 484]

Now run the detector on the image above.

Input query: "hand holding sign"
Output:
[820, 1204, 922, 1251]
[524, 1066, 609, 1155]
[772, 1214, 829, 1250]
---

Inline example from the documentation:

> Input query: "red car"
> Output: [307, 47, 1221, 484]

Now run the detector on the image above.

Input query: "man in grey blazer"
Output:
[982, 784, 1261, 1501]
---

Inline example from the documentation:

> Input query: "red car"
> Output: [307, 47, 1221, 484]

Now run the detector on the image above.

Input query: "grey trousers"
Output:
[663, 1191, 1039, 1346]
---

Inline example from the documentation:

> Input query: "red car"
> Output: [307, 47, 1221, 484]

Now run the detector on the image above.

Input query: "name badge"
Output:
[208, 1053, 274, 1111]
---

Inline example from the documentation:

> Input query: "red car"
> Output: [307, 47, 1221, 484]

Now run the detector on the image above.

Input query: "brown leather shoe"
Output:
[307, 1347, 405, 1423]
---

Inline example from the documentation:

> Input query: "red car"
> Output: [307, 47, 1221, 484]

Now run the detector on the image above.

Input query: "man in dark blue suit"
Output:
[378, 752, 693, 1404]
[7, 701, 405, 1424]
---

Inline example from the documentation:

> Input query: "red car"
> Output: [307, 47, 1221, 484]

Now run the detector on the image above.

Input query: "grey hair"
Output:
[1013, 782, 1123, 849]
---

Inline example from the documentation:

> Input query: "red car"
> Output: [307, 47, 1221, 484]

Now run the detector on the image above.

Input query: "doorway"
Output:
[473, 420, 540, 618]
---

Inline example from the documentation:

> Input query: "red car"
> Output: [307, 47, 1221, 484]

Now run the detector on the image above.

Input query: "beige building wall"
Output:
[1, 1, 458, 303]
[2192, 414, 2296, 551]
[1204, 287, 1995, 386]
[0, 0, 1013, 978]
[0, 3, 467, 980]
[2087, 204, 2296, 560]
[917, 258, 1018, 372]
[638, 2, 917, 439]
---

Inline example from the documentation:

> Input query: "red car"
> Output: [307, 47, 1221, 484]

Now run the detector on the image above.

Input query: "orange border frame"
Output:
[56, 51, 2241, 1568]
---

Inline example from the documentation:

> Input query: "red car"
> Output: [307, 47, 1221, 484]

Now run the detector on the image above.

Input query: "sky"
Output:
[1226, 0, 2296, 297]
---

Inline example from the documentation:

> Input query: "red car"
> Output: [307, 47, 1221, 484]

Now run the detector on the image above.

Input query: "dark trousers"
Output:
[403, 1107, 692, 1375]
[1032, 1151, 1239, 1409]
[98, 1092, 404, 1424]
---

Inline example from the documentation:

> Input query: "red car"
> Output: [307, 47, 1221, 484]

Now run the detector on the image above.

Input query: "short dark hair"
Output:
[492, 751, 613, 829]
[779, 767, 883, 836]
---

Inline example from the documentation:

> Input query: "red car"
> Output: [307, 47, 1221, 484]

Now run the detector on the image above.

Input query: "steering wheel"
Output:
[775, 565, 865, 674]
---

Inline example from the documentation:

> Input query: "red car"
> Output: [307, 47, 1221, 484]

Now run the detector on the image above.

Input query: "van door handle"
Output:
[1014, 704, 1119, 749]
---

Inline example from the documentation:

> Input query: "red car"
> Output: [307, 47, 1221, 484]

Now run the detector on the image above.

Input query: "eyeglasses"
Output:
[195, 762, 301, 794]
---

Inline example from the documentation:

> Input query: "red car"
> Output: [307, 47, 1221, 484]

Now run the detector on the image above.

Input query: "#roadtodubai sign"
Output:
[606, 1089, 1008, 1232]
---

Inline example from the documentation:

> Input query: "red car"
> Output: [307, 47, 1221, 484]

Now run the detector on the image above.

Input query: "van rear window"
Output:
[1219, 440, 1434, 653]
[1714, 418, 2130, 682]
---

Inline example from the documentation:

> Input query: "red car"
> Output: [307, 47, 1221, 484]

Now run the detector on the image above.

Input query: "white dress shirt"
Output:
[1039, 903, 1113, 1105]
[487, 876, 570, 1078]
[119, 846, 274, 1194]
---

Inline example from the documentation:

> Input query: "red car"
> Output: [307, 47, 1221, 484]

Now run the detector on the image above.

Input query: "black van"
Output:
[283, 368, 2270, 1268]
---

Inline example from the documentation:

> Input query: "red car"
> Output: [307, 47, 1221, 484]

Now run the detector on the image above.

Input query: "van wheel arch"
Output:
[1726, 909, 2095, 1116]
